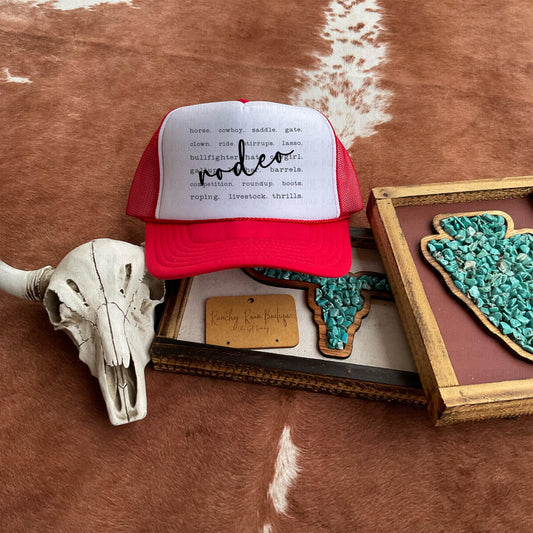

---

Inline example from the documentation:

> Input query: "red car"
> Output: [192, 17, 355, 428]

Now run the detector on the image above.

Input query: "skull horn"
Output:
[0, 259, 54, 301]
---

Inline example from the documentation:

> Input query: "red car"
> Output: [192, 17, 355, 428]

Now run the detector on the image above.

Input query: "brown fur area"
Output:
[1, 1, 533, 531]
[352, 0, 533, 226]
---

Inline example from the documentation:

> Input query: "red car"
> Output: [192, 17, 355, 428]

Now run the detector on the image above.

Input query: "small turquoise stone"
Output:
[501, 322, 513, 335]
[469, 286, 481, 299]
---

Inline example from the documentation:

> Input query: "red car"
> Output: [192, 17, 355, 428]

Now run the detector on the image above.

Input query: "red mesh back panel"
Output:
[126, 128, 161, 218]
[334, 136, 364, 216]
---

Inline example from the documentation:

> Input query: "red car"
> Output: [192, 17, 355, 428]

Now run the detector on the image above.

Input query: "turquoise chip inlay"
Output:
[254, 268, 392, 351]
[426, 213, 533, 355]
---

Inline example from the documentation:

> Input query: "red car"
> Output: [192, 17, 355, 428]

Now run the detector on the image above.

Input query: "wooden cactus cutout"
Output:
[421, 211, 533, 362]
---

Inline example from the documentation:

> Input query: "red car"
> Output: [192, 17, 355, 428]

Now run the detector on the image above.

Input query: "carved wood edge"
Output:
[420, 210, 533, 363]
[243, 269, 392, 359]
[371, 176, 533, 207]
[150, 350, 427, 407]
[437, 379, 533, 425]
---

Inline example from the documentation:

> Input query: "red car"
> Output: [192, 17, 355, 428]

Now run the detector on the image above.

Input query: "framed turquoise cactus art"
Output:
[368, 176, 533, 425]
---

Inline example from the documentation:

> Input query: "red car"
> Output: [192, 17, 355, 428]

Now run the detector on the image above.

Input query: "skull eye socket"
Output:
[43, 289, 62, 325]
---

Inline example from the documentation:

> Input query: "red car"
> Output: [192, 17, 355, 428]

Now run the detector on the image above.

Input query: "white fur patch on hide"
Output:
[2, 68, 31, 84]
[267, 425, 300, 515]
[12, 0, 132, 10]
[290, 0, 392, 146]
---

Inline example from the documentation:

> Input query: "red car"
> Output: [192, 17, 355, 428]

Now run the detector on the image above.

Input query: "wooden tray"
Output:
[367, 176, 533, 424]
[150, 228, 425, 406]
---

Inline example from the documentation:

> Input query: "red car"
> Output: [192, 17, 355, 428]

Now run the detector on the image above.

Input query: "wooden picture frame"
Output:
[367, 176, 533, 424]
[150, 228, 425, 406]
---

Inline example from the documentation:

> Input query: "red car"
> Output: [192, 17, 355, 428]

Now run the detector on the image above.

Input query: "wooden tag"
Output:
[205, 294, 299, 349]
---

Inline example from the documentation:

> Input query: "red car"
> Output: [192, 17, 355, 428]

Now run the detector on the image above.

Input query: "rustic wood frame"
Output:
[367, 176, 533, 424]
[150, 228, 425, 406]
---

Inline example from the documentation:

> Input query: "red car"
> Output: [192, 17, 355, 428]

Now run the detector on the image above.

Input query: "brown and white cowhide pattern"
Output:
[1, 0, 533, 531]
[290, 0, 391, 144]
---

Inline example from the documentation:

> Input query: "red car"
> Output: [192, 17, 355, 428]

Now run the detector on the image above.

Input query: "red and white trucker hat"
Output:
[127, 100, 363, 279]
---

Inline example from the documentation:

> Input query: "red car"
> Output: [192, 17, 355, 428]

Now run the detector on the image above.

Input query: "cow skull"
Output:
[0, 239, 165, 425]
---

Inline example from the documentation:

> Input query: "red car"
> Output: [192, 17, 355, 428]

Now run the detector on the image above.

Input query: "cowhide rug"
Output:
[1, 0, 532, 532]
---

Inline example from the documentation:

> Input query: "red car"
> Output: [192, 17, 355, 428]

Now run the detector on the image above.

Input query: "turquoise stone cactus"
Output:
[250, 267, 392, 356]
[422, 211, 533, 360]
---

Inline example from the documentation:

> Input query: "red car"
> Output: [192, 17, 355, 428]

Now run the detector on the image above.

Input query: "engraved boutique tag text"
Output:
[205, 294, 299, 349]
